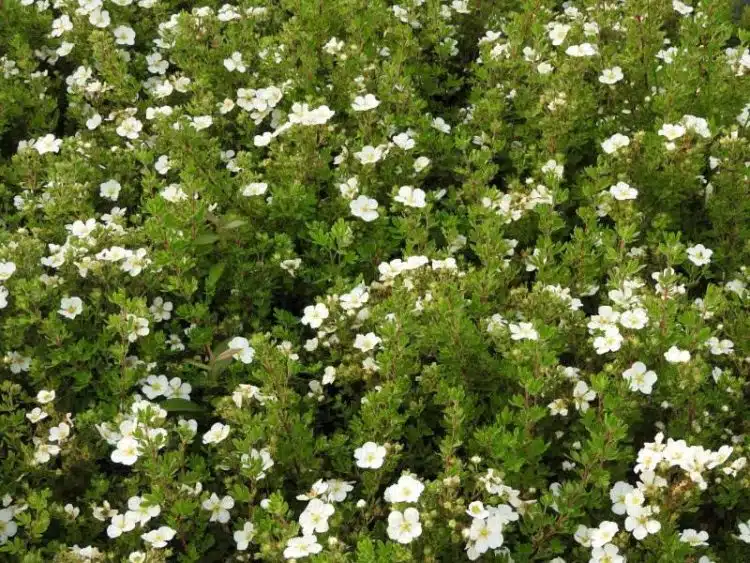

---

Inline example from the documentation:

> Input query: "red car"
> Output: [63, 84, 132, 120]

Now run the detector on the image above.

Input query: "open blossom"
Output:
[394, 185, 426, 208]
[590, 521, 619, 548]
[572, 381, 596, 412]
[116, 117, 143, 139]
[227, 336, 255, 363]
[100, 179, 121, 201]
[202, 493, 234, 523]
[384, 474, 425, 503]
[141, 526, 176, 548]
[601, 133, 630, 154]
[161, 184, 188, 202]
[664, 345, 690, 363]
[509, 322, 539, 341]
[113, 25, 136, 46]
[34, 134, 63, 155]
[59, 296, 83, 319]
[679, 528, 709, 546]
[350, 195, 379, 221]
[202, 422, 230, 445]
[686, 244, 713, 266]
[299, 498, 335, 535]
[593, 326, 623, 354]
[353, 332, 381, 352]
[234, 522, 255, 550]
[565, 43, 598, 57]
[354, 441, 386, 469]
[112, 436, 140, 465]
[623, 362, 658, 394]
[609, 181, 638, 201]
[242, 182, 268, 196]
[658, 123, 686, 141]
[283, 534, 322, 559]
[354, 145, 385, 165]
[387, 508, 422, 544]
[351, 94, 380, 111]
[599, 66, 624, 84]
[0, 262, 16, 282]
[301, 303, 329, 329]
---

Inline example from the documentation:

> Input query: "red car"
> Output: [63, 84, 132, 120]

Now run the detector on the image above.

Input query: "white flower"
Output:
[593, 326, 623, 354]
[624, 505, 661, 540]
[658, 123, 686, 141]
[227, 336, 255, 364]
[34, 134, 62, 155]
[590, 521, 618, 548]
[353, 332, 381, 352]
[431, 117, 451, 133]
[0, 261, 16, 282]
[599, 67, 624, 84]
[413, 156, 431, 172]
[673, 0, 694, 16]
[387, 508, 422, 544]
[620, 308, 648, 330]
[36, 389, 55, 404]
[351, 94, 380, 112]
[223, 52, 246, 72]
[623, 362, 657, 394]
[679, 529, 709, 547]
[601, 133, 630, 155]
[26, 407, 48, 423]
[59, 297, 83, 319]
[106, 512, 138, 539]
[350, 195, 379, 221]
[234, 522, 255, 550]
[111, 436, 140, 465]
[299, 498, 335, 535]
[384, 474, 425, 503]
[116, 117, 143, 139]
[394, 185, 427, 208]
[737, 520, 750, 544]
[301, 303, 329, 329]
[283, 534, 322, 559]
[150, 297, 173, 322]
[591, 543, 624, 563]
[354, 441, 386, 469]
[161, 184, 188, 202]
[609, 181, 638, 201]
[548, 23, 570, 46]
[113, 25, 136, 46]
[49, 422, 70, 442]
[202, 422, 231, 445]
[509, 322, 539, 341]
[100, 179, 121, 201]
[565, 43, 598, 57]
[141, 526, 176, 548]
[392, 132, 415, 150]
[664, 345, 690, 364]
[242, 182, 268, 196]
[354, 145, 385, 165]
[202, 493, 235, 523]
[323, 37, 345, 54]
[0, 508, 17, 543]
[126, 496, 161, 526]
[686, 244, 712, 266]
[610, 481, 634, 515]
[572, 381, 596, 412]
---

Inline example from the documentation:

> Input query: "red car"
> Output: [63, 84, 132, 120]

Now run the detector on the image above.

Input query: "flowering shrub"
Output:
[2, 0, 750, 561]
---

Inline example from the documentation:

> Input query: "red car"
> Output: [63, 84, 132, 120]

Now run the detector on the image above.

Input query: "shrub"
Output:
[1, 0, 750, 561]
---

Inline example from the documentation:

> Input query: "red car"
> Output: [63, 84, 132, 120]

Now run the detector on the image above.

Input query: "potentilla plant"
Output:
[1, 0, 750, 561]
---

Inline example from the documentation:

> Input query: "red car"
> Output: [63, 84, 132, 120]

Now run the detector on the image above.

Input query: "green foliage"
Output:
[0, 0, 749, 562]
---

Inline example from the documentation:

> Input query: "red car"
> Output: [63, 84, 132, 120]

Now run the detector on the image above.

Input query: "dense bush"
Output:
[1, 0, 750, 561]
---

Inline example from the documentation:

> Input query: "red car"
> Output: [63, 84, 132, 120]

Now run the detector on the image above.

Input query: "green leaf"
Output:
[162, 398, 205, 414]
